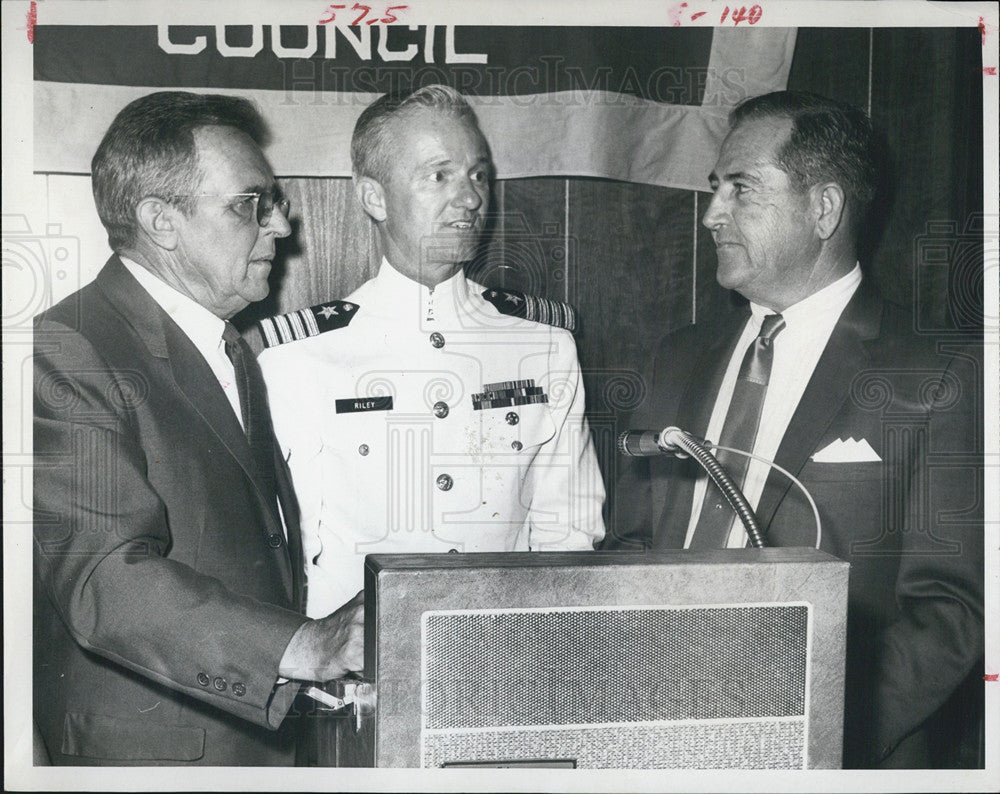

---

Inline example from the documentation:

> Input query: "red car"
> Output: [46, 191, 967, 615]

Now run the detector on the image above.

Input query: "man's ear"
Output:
[355, 177, 387, 222]
[812, 182, 846, 241]
[135, 197, 181, 251]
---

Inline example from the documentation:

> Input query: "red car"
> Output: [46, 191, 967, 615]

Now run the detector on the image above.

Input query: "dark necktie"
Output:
[222, 321, 278, 511]
[690, 313, 786, 549]
[222, 322, 303, 605]
[222, 321, 254, 439]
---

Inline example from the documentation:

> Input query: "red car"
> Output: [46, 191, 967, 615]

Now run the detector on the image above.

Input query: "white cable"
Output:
[707, 443, 823, 551]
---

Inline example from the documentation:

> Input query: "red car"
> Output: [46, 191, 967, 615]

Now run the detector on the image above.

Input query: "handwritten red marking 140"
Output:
[319, 3, 408, 26]
[672, 3, 763, 26]
[721, 5, 764, 26]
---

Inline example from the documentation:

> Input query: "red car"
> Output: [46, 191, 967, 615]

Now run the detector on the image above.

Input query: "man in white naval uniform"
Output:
[258, 85, 606, 621]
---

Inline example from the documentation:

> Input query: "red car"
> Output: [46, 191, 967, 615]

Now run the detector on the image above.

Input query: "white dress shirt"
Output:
[685, 265, 863, 548]
[121, 257, 243, 429]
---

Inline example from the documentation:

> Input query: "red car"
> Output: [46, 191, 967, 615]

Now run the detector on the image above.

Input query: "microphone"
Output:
[617, 429, 662, 456]
[616, 427, 689, 457]
[616, 426, 823, 550]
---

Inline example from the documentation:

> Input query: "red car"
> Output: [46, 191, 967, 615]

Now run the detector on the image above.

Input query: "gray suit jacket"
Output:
[33, 257, 308, 765]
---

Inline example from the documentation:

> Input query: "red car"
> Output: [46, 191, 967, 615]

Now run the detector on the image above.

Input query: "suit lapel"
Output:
[756, 282, 883, 530]
[652, 309, 751, 548]
[97, 259, 261, 491]
[95, 258, 294, 593]
[162, 325, 264, 496]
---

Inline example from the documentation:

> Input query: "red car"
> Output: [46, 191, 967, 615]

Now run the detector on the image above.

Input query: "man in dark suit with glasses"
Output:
[33, 91, 363, 766]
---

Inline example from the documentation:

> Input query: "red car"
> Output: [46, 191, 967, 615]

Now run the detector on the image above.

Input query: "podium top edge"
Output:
[365, 547, 846, 573]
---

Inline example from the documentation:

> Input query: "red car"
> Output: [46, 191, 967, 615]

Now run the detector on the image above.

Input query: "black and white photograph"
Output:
[3, 1, 997, 791]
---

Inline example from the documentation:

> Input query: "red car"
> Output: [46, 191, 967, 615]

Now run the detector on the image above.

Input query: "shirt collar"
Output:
[749, 263, 862, 331]
[120, 256, 227, 349]
[376, 257, 470, 321]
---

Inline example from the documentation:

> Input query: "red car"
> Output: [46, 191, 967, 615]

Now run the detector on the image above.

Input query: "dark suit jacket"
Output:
[605, 281, 983, 768]
[33, 257, 309, 765]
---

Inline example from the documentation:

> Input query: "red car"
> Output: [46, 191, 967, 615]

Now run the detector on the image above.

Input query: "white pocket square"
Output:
[811, 437, 881, 463]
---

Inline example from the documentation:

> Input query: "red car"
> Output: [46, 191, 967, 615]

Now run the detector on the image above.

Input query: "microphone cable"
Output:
[709, 443, 823, 551]
[657, 428, 823, 551]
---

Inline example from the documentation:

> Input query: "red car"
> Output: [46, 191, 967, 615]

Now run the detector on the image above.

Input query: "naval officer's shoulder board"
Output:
[481, 289, 578, 333]
[258, 301, 359, 348]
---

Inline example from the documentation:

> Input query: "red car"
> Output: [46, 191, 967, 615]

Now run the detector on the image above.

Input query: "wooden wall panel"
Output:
[870, 27, 983, 330]
[784, 26, 983, 332]
[569, 179, 695, 392]
[566, 180, 699, 487]
[786, 28, 871, 112]
[472, 179, 571, 298]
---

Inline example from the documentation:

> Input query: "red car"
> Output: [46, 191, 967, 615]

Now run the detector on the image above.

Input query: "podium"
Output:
[333, 548, 848, 769]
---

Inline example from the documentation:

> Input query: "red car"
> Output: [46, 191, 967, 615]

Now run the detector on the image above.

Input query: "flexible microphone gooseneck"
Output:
[617, 426, 766, 549]
[617, 427, 824, 551]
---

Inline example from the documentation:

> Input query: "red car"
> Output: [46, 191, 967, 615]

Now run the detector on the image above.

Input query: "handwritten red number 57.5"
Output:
[319, 4, 408, 25]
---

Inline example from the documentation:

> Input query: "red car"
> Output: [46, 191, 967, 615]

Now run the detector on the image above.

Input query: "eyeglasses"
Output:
[170, 191, 291, 227]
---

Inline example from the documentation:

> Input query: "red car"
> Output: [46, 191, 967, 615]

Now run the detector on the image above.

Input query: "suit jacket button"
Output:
[433, 401, 449, 418]
[197, 672, 210, 686]
[213, 677, 227, 691]
[511, 440, 523, 451]
[436, 473, 454, 491]
[358, 444, 370, 456]
[429, 331, 445, 348]
[267, 533, 283, 548]
[505, 411, 519, 425]
[232, 682, 246, 697]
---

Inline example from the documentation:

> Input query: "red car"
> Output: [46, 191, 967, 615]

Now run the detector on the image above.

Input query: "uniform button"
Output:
[429, 331, 445, 349]
[436, 473, 454, 491]
[505, 411, 519, 425]
[267, 533, 283, 548]
[213, 677, 227, 692]
[197, 672, 210, 687]
[511, 440, 523, 451]
[358, 444, 370, 456]
[433, 401, 449, 419]
[232, 682, 246, 697]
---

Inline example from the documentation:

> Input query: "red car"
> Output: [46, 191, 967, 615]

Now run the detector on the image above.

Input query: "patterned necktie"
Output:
[691, 313, 786, 549]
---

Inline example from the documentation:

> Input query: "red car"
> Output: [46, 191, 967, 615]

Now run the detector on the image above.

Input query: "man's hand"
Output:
[278, 590, 364, 681]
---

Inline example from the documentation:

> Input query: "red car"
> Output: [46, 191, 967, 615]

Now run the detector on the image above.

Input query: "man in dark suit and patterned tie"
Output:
[33, 91, 363, 765]
[605, 91, 983, 768]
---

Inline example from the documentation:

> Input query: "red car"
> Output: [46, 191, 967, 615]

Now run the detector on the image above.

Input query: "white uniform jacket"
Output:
[258, 261, 606, 617]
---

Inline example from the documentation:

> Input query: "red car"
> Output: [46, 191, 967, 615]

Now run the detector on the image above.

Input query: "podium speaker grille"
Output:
[423, 604, 808, 728]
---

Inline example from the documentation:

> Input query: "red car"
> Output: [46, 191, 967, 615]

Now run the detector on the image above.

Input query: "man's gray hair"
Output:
[92, 91, 268, 252]
[351, 84, 481, 183]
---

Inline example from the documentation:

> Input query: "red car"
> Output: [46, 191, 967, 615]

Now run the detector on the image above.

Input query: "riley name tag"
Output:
[335, 396, 394, 414]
